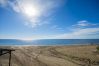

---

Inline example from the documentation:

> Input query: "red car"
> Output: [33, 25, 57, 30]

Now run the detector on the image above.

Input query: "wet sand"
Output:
[0, 45, 99, 66]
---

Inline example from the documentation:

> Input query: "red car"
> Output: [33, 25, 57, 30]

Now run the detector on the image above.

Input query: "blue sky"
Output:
[0, 0, 99, 39]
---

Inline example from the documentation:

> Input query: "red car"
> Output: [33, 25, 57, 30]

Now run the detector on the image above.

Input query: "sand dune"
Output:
[0, 45, 99, 66]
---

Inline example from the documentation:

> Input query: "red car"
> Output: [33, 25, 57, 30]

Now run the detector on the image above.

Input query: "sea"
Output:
[0, 39, 99, 46]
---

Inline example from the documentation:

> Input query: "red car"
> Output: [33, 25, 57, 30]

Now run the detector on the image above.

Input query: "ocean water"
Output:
[0, 39, 99, 46]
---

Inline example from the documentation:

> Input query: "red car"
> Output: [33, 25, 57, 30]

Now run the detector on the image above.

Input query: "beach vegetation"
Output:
[96, 46, 99, 51]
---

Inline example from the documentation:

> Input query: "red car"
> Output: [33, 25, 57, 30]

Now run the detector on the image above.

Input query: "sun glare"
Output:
[20, 38, 33, 42]
[23, 4, 39, 17]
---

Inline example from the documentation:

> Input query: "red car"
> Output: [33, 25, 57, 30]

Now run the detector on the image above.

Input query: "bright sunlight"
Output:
[22, 4, 40, 17]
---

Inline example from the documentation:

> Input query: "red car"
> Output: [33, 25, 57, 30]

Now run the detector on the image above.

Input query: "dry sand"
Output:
[0, 45, 99, 66]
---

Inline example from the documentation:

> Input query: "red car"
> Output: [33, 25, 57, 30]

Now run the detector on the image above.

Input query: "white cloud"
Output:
[52, 21, 99, 39]
[72, 20, 97, 27]
[77, 20, 90, 26]
[53, 28, 99, 39]
[0, 0, 63, 28]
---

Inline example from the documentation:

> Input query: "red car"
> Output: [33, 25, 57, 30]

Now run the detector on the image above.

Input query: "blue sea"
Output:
[0, 39, 99, 46]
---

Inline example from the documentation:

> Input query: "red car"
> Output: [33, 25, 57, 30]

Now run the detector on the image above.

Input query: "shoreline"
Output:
[0, 43, 99, 47]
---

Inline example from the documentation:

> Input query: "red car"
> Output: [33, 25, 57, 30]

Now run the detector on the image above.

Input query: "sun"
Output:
[22, 4, 39, 17]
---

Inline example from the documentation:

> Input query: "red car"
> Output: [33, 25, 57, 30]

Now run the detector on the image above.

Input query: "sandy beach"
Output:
[0, 45, 99, 66]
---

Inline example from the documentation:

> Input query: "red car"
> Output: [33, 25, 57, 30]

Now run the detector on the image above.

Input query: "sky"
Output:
[0, 0, 99, 40]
